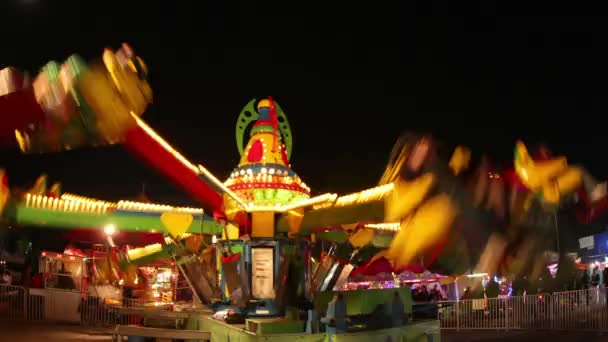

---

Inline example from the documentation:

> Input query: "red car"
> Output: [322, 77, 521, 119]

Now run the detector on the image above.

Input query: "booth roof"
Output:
[350, 253, 453, 280]
[62, 230, 164, 247]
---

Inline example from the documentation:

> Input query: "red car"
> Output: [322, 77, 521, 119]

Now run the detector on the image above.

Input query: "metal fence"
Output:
[5, 284, 608, 331]
[79, 295, 173, 327]
[0, 284, 179, 327]
[0, 284, 26, 320]
[439, 288, 608, 331]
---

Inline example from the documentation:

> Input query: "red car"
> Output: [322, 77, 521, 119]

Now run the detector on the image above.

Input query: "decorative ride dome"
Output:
[224, 97, 310, 209]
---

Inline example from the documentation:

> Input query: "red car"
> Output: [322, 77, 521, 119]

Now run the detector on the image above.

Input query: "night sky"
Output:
[1, 2, 607, 206]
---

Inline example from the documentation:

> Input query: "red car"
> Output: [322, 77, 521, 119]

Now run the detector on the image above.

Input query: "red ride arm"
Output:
[123, 122, 224, 215]
[0, 89, 46, 139]
[577, 197, 608, 224]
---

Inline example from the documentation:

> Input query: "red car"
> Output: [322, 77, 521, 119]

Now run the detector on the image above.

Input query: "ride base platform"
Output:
[186, 316, 439, 342]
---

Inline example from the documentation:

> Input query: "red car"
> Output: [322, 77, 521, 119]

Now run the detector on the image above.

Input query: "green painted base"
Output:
[314, 287, 414, 317]
[187, 316, 439, 342]
[246, 318, 305, 335]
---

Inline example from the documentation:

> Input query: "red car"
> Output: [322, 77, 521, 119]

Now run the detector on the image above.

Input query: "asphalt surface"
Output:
[442, 330, 608, 342]
[1, 320, 608, 341]
[0, 320, 113, 341]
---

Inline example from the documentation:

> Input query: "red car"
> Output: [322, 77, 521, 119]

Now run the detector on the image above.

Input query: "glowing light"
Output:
[246, 205, 288, 212]
[27, 192, 206, 216]
[281, 193, 338, 211]
[61, 193, 113, 207]
[127, 243, 163, 260]
[335, 183, 394, 207]
[104, 224, 117, 236]
[117, 200, 203, 215]
[465, 273, 488, 278]
[364, 222, 401, 232]
[25, 193, 113, 214]
[237, 190, 316, 212]
[212, 235, 218, 244]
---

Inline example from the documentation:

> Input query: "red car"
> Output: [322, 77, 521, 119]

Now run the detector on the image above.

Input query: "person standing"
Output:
[592, 266, 600, 288]
[322, 294, 337, 337]
[334, 294, 347, 333]
[391, 292, 405, 327]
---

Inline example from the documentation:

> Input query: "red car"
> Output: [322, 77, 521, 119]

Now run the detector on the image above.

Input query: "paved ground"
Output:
[2, 321, 608, 341]
[0, 320, 113, 341]
[442, 330, 608, 342]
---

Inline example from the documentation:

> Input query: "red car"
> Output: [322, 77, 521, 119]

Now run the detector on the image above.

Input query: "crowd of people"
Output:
[573, 265, 607, 290]
[411, 284, 445, 302]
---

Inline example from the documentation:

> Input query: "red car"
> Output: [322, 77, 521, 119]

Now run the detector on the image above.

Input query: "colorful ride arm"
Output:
[513, 141, 582, 204]
[1, 44, 151, 152]
[577, 197, 608, 224]
[0, 169, 9, 215]
[2, 45, 227, 217]
[275, 184, 393, 235]
[126, 243, 175, 265]
[126, 234, 210, 266]
[276, 171, 451, 266]
[4, 192, 224, 235]
[123, 116, 225, 215]
[449, 146, 471, 176]
[0, 68, 46, 138]
[291, 135, 507, 276]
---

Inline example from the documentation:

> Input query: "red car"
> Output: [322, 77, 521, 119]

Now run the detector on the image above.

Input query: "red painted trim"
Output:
[221, 252, 242, 264]
[0, 89, 46, 138]
[228, 182, 310, 194]
[123, 124, 224, 214]
[577, 197, 608, 224]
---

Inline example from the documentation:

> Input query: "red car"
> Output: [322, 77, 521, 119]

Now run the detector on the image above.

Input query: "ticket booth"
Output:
[35, 251, 85, 322]
[217, 239, 298, 317]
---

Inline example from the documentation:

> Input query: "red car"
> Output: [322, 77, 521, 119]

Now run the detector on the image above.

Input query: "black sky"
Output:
[1, 2, 607, 205]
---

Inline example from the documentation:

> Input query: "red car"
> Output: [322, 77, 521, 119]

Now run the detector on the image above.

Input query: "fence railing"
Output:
[438, 288, 608, 331]
[0, 284, 190, 327]
[0, 284, 26, 320]
[79, 295, 174, 327]
[4, 284, 608, 331]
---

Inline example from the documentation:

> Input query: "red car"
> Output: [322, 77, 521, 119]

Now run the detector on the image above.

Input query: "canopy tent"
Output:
[348, 250, 455, 286]
[350, 251, 426, 277]
[62, 230, 164, 247]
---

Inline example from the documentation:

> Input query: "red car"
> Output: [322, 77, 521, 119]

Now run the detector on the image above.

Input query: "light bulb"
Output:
[104, 224, 117, 236]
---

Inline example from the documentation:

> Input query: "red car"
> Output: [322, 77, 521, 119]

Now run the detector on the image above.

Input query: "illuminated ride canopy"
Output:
[224, 98, 310, 215]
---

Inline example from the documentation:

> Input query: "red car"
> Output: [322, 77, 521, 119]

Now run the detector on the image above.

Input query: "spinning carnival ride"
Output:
[2, 45, 608, 338]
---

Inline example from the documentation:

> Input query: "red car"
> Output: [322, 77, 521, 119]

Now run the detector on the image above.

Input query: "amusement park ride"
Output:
[2, 44, 608, 339]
